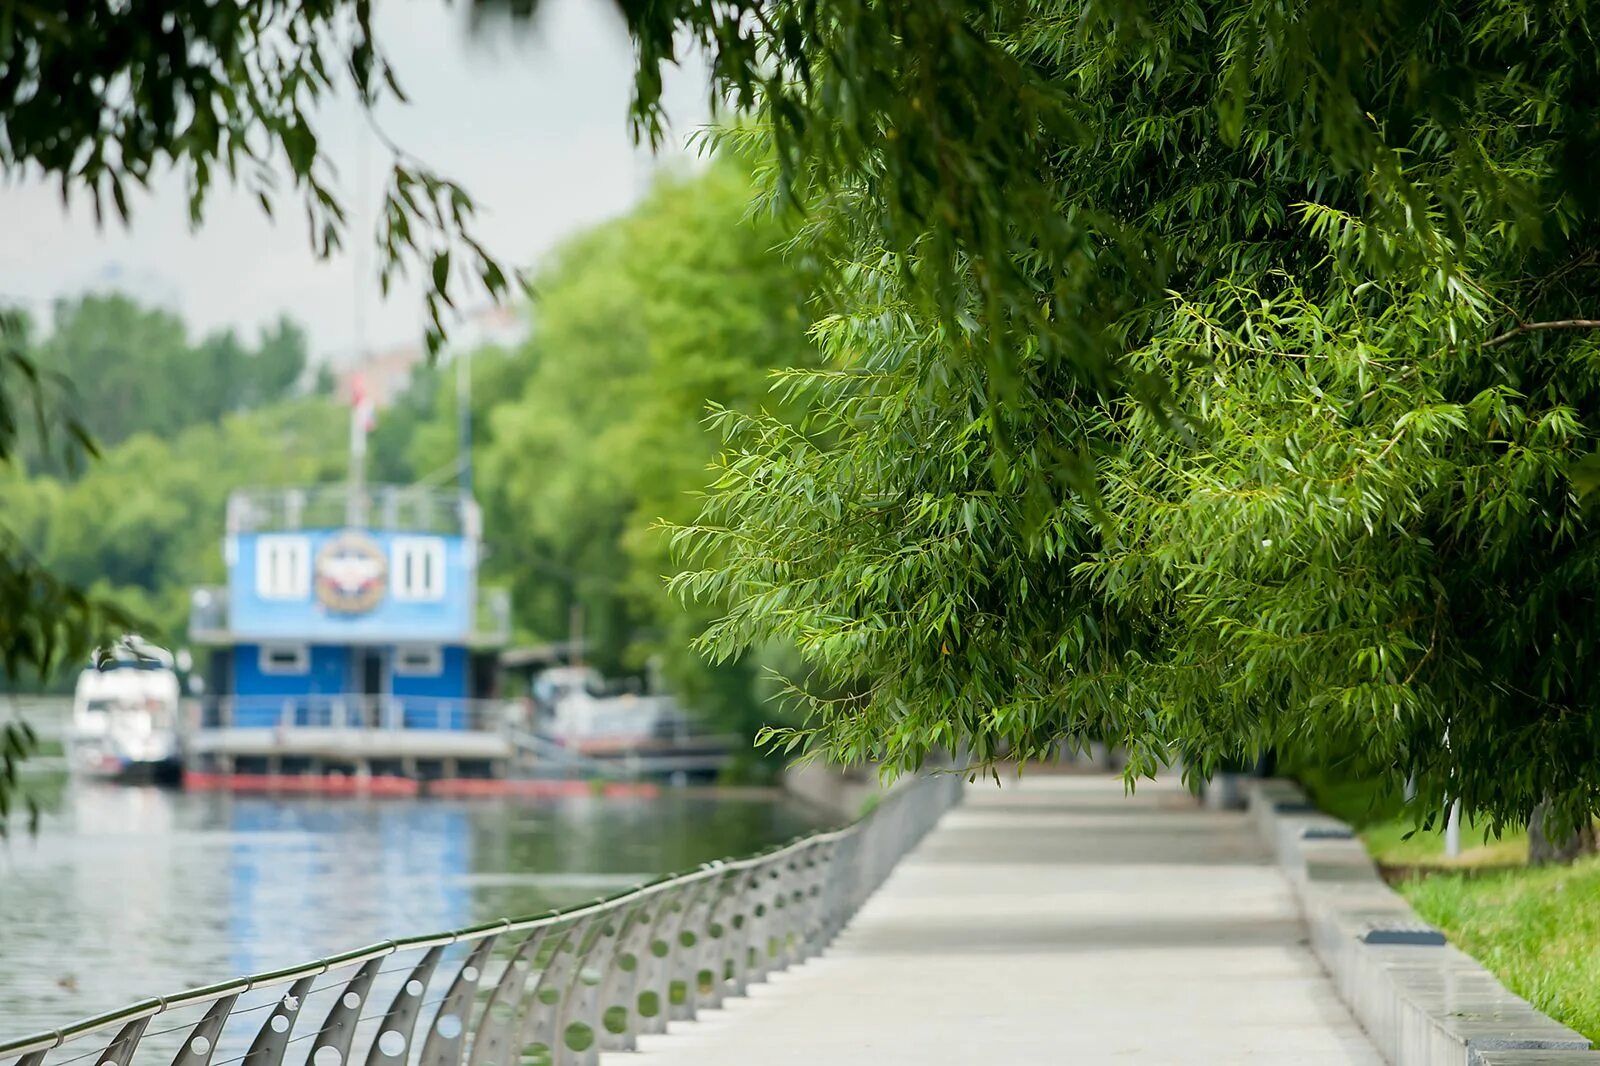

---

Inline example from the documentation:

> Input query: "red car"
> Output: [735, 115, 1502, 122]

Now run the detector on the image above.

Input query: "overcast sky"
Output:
[0, 0, 710, 364]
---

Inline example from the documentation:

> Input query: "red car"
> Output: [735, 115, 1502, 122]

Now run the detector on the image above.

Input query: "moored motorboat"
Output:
[67, 640, 183, 785]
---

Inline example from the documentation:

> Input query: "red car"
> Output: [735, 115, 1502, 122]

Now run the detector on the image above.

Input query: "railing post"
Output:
[593, 896, 654, 1054]
[552, 911, 619, 1066]
[94, 1017, 149, 1066]
[363, 947, 442, 1066]
[773, 847, 811, 971]
[652, 873, 715, 1029]
[782, 841, 824, 965]
[676, 865, 738, 1016]
[506, 919, 576, 1061]
[725, 855, 779, 994]
[517, 915, 591, 1066]
[824, 830, 862, 945]
[245, 975, 315, 1066]
[310, 959, 379, 1066]
[597, 876, 705, 1048]
[418, 936, 499, 1066]
[170, 993, 237, 1066]
[805, 839, 837, 955]
[469, 927, 552, 1066]
[750, 856, 787, 983]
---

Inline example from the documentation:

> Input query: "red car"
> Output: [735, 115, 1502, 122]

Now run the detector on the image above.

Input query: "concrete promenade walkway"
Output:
[605, 773, 1383, 1065]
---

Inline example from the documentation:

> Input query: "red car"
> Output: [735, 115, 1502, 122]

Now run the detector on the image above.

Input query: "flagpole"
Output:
[349, 373, 370, 527]
[457, 345, 472, 497]
[349, 88, 370, 530]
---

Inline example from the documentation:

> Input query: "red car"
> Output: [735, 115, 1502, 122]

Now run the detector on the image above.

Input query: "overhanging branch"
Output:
[1483, 319, 1600, 348]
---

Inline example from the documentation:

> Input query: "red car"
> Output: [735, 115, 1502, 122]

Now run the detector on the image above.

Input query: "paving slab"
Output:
[602, 773, 1384, 1065]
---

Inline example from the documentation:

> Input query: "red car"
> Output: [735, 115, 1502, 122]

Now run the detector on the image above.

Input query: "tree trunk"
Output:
[1527, 799, 1598, 866]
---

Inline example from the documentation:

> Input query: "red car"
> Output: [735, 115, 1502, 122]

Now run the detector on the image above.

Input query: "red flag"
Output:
[350, 372, 377, 432]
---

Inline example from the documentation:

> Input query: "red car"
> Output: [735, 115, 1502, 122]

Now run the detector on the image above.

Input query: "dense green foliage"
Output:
[21, 295, 311, 469]
[46, 298, 306, 447]
[1, 308, 137, 695]
[666, 2, 1600, 838]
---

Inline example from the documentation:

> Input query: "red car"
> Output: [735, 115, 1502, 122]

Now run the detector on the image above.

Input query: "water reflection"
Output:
[0, 781, 826, 1038]
[222, 800, 477, 976]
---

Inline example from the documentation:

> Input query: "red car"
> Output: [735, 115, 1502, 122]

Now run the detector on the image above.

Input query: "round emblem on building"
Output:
[314, 530, 388, 614]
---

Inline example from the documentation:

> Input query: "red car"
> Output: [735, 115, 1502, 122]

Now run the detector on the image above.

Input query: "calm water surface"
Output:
[0, 776, 827, 1040]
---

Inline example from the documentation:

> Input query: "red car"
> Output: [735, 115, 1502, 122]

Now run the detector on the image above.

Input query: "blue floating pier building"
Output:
[186, 484, 515, 790]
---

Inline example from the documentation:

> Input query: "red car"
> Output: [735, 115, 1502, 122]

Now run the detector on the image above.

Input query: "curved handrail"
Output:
[0, 773, 962, 1066]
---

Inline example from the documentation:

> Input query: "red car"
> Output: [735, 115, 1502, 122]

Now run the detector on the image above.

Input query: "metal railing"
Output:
[226, 487, 478, 536]
[0, 774, 962, 1066]
[196, 695, 515, 733]
[187, 586, 512, 646]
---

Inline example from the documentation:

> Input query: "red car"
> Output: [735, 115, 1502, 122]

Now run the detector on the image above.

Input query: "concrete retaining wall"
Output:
[1247, 779, 1598, 1066]
[782, 761, 891, 821]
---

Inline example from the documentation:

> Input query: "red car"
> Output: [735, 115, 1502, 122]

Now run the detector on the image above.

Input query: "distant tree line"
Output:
[0, 298, 330, 710]
[18, 295, 313, 470]
[0, 294, 342, 664]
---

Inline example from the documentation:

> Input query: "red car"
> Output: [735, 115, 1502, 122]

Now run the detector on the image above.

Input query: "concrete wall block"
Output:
[1245, 781, 1599, 1066]
[1474, 1053, 1600, 1065]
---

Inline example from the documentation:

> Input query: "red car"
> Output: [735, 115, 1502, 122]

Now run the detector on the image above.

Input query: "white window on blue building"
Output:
[256, 535, 310, 600]
[259, 643, 310, 675]
[394, 644, 444, 676]
[392, 537, 446, 601]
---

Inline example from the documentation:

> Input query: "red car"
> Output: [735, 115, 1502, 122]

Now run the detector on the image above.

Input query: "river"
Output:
[0, 750, 828, 1040]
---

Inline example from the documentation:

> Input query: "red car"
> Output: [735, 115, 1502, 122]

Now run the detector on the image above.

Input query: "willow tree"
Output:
[671, 1, 1600, 855]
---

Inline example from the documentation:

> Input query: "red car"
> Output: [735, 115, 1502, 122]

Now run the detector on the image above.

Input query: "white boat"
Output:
[531, 665, 686, 751]
[67, 640, 183, 784]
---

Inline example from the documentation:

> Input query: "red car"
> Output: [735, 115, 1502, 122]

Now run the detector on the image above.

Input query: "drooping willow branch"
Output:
[1483, 319, 1600, 348]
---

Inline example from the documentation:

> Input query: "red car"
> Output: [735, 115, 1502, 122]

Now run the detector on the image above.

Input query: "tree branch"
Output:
[1483, 319, 1600, 348]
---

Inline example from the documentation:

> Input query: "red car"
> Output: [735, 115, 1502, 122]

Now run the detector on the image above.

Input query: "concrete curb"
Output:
[1246, 779, 1599, 1066]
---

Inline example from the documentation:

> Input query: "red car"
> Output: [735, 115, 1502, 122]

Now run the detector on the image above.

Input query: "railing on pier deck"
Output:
[186, 587, 512, 646]
[0, 774, 962, 1066]
[225, 487, 477, 537]
[186, 695, 746, 779]
[195, 695, 515, 733]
